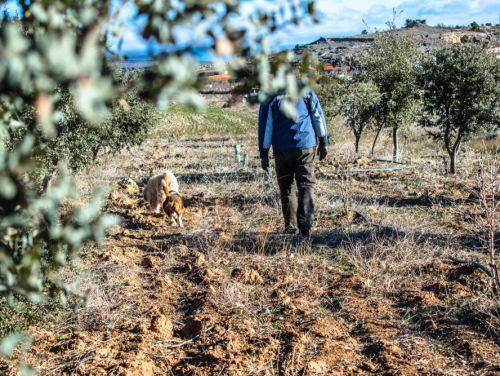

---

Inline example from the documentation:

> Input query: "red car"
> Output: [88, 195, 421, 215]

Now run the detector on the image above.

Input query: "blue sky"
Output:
[112, 0, 500, 53]
[2, 0, 499, 53]
[273, 0, 500, 45]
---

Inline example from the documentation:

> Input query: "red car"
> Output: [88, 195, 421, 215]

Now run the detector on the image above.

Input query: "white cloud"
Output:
[2, 0, 499, 52]
[271, 0, 500, 44]
[110, 0, 500, 54]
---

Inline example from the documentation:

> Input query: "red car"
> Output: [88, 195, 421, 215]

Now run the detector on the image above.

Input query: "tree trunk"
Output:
[42, 169, 57, 191]
[92, 147, 100, 160]
[447, 136, 462, 175]
[355, 134, 361, 154]
[392, 127, 399, 163]
[449, 150, 456, 174]
[371, 123, 384, 156]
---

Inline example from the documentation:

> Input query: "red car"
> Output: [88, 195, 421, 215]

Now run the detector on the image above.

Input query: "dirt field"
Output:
[2, 108, 499, 375]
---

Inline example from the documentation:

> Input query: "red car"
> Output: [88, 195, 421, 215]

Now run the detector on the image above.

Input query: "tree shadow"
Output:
[313, 221, 498, 252]
[177, 171, 267, 184]
[107, 209, 154, 232]
[183, 193, 277, 210]
[371, 195, 461, 207]
[327, 193, 463, 208]
[150, 228, 376, 255]
[312, 228, 375, 249]
[151, 231, 293, 255]
[149, 217, 498, 257]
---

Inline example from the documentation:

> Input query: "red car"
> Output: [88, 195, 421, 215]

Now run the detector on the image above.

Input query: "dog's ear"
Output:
[170, 197, 183, 214]
[181, 196, 189, 208]
[178, 197, 186, 211]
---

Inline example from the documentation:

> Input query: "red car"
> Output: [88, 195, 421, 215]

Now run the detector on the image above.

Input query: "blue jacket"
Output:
[258, 90, 328, 155]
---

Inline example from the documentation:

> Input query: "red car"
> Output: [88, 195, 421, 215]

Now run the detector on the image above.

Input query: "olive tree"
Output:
[361, 35, 420, 161]
[405, 19, 426, 28]
[314, 75, 343, 122]
[337, 80, 380, 154]
[0, 0, 319, 356]
[421, 44, 500, 174]
[470, 21, 481, 31]
[315, 74, 380, 153]
[36, 83, 161, 175]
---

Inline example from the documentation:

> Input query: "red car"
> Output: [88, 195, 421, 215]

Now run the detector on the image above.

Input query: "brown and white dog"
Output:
[143, 171, 185, 227]
[162, 188, 185, 228]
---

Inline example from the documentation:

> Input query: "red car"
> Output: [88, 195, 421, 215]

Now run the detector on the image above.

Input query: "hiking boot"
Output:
[299, 229, 311, 241]
[284, 226, 299, 235]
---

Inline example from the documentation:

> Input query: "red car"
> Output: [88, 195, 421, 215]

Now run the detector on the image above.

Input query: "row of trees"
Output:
[403, 19, 497, 30]
[404, 19, 426, 28]
[316, 37, 499, 173]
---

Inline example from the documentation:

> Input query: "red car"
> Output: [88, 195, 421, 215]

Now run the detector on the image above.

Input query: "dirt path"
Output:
[23, 137, 500, 375]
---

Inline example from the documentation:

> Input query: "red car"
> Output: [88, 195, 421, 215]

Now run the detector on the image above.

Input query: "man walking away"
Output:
[258, 88, 328, 240]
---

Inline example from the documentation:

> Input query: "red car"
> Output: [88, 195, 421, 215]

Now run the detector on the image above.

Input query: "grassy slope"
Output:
[151, 104, 258, 138]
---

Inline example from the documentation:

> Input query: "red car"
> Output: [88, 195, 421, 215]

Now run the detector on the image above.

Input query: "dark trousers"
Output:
[274, 148, 316, 235]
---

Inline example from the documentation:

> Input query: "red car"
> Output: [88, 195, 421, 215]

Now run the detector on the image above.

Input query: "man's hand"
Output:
[317, 144, 328, 161]
[260, 149, 270, 172]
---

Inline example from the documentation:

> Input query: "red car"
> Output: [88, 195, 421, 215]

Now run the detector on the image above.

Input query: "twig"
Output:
[447, 257, 494, 279]
[354, 211, 377, 226]
[354, 210, 399, 234]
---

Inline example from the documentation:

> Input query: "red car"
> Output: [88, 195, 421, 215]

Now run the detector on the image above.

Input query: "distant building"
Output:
[322, 64, 351, 78]
[207, 73, 230, 81]
[322, 63, 335, 73]
[199, 70, 233, 92]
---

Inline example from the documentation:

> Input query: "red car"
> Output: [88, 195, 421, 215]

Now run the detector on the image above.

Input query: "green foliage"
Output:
[300, 48, 320, 74]
[470, 21, 481, 31]
[0, 333, 26, 358]
[314, 75, 343, 122]
[336, 80, 380, 153]
[361, 29, 368, 35]
[405, 19, 426, 28]
[0, 139, 118, 301]
[316, 73, 380, 153]
[420, 44, 500, 173]
[359, 34, 420, 160]
[3, 69, 158, 175]
[361, 35, 420, 129]
[0, 295, 68, 339]
[133, 0, 319, 117]
[40, 83, 161, 174]
[1, 0, 318, 129]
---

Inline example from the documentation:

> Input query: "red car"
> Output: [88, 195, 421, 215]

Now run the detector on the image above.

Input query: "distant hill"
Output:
[291, 24, 500, 66]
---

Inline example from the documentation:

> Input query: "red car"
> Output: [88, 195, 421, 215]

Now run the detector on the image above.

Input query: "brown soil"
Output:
[5, 135, 499, 375]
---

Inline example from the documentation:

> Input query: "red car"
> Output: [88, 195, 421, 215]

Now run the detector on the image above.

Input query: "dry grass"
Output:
[341, 235, 452, 292]
[8, 103, 499, 375]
